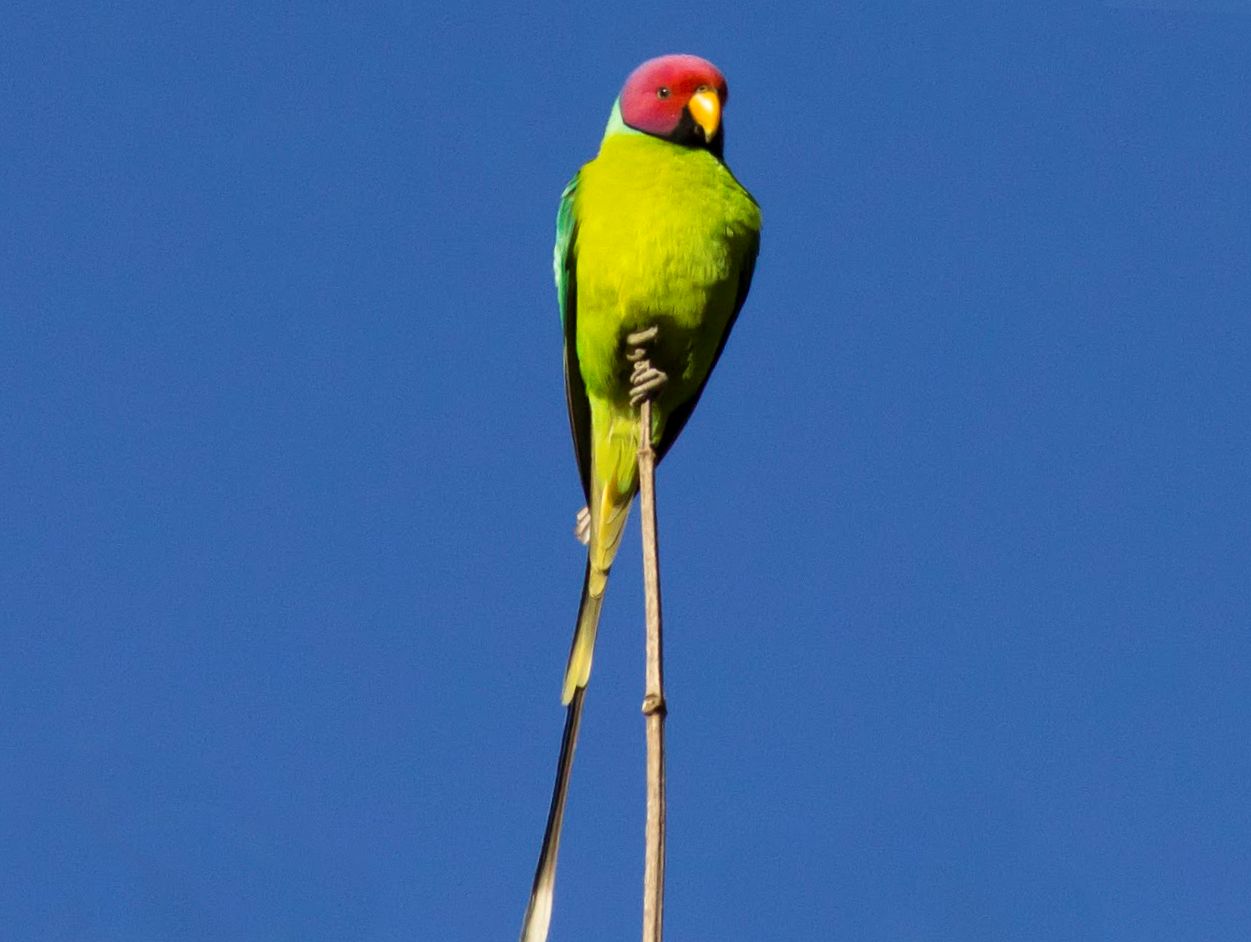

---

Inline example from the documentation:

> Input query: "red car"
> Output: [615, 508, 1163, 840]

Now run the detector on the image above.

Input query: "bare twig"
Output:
[637, 395, 667, 942]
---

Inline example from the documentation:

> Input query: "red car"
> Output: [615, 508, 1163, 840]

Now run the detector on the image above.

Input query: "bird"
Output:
[521, 54, 760, 942]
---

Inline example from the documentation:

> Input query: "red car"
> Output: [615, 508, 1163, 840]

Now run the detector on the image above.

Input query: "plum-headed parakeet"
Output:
[521, 54, 761, 942]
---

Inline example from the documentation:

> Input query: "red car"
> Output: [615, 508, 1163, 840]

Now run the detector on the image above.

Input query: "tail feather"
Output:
[522, 414, 638, 941]
[561, 483, 634, 704]
[562, 565, 605, 704]
[520, 686, 586, 942]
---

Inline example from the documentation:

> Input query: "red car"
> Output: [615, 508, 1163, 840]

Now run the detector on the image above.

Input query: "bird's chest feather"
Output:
[573, 140, 755, 398]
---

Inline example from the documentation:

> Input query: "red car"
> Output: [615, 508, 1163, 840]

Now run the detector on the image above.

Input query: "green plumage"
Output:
[557, 110, 761, 486]
[554, 109, 760, 702]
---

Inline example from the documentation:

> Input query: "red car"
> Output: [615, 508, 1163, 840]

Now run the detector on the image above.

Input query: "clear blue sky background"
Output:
[4, 3, 1249, 940]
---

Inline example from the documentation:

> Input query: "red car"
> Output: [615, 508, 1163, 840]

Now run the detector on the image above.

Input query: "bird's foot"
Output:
[573, 505, 590, 545]
[626, 327, 667, 407]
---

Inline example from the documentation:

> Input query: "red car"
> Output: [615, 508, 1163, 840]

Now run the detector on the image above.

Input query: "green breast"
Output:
[572, 134, 760, 407]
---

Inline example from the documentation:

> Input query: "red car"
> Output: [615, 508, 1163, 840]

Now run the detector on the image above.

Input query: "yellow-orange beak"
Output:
[688, 88, 721, 142]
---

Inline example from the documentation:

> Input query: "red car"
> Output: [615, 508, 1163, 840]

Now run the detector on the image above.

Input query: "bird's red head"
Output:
[618, 54, 729, 153]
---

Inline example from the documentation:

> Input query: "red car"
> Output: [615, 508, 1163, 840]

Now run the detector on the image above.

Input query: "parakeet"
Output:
[521, 54, 761, 942]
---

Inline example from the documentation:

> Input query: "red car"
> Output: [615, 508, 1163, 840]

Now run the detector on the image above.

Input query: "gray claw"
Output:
[626, 325, 667, 406]
[629, 367, 668, 406]
[626, 326, 659, 345]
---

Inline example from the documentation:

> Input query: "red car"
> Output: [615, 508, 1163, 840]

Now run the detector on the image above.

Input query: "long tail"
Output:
[519, 684, 584, 942]
[521, 415, 637, 942]
[520, 566, 601, 942]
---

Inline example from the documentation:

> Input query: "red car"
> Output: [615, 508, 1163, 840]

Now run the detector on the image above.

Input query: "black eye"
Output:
[656, 87, 670, 99]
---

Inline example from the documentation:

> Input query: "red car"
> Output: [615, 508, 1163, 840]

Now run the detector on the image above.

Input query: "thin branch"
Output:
[637, 395, 667, 942]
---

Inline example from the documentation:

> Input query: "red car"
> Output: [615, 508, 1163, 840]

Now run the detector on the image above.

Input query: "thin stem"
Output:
[638, 396, 667, 942]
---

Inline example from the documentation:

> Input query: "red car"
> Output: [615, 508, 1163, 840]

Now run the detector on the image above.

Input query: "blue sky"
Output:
[4, 3, 1249, 940]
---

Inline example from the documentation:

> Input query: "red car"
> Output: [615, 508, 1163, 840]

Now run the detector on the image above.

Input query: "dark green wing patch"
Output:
[555, 174, 592, 500]
[655, 228, 760, 464]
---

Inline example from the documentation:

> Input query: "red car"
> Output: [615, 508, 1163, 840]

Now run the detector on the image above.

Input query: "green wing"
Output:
[655, 227, 760, 463]
[555, 174, 592, 501]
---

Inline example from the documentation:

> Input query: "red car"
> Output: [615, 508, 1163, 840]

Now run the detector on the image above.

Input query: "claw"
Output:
[629, 365, 668, 406]
[626, 326, 659, 345]
[574, 506, 590, 545]
[626, 326, 668, 407]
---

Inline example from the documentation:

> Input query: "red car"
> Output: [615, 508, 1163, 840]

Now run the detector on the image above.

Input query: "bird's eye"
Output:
[656, 87, 670, 99]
